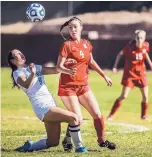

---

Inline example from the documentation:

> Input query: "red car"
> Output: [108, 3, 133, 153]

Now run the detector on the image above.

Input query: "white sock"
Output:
[28, 139, 48, 151]
[69, 125, 83, 149]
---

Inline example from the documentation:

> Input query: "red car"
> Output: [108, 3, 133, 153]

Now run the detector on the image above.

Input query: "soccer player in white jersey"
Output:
[7, 49, 87, 153]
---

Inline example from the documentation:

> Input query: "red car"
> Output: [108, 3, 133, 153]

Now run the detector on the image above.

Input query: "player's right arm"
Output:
[113, 50, 124, 73]
[16, 63, 36, 89]
[56, 56, 77, 75]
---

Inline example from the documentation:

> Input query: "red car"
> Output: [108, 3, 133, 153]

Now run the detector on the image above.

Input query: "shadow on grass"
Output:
[1, 147, 102, 153]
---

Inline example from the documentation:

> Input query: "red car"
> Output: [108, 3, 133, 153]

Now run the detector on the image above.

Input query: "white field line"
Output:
[2, 116, 150, 138]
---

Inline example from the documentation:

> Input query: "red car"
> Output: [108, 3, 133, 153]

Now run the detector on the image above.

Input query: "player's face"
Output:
[11, 49, 26, 66]
[68, 20, 83, 40]
[135, 32, 146, 48]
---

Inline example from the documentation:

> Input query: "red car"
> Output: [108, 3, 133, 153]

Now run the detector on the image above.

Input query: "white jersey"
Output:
[13, 65, 57, 120]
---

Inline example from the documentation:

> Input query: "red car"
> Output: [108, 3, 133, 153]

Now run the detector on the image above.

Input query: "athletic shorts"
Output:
[58, 84, 90, 96]
[30, 94, 57, 121]
[121, 77, 148, 88]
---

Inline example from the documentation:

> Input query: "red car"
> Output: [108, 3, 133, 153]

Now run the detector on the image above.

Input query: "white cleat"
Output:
[141, 116, 151, 122]
[107, 116, 113, 121]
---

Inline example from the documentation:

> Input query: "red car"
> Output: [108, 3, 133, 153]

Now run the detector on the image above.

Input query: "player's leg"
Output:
[16, 107, 86, 152]
[27, 122, 61, 152]
[107, 86, 131, 120]
[60, 96, 84, 152]
[78, 90, 116, 150]
[43, 106, 87, 152]
[140, 86, 149, 119]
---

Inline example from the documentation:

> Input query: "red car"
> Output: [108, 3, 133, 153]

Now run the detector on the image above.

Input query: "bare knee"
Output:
[142, 96, 148, 103]
[69, 113, 82, 126]
[119, 94, 128, 101]
[92, 112, 102, 119]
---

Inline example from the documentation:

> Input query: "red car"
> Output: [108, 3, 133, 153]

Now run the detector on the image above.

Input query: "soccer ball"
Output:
[26, 3, 45, 22]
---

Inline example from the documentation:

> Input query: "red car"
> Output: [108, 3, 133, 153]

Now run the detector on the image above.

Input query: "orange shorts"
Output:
[58, 84, 90, 96]
[121, 77, 148, 88]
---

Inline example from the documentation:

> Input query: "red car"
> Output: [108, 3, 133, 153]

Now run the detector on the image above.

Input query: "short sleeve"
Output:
[122, 44, 129, 55]
[35, 65, 42, 73]
[59, 42, 69, 58]
[144, 42, 150, 53]
[13, 70, 24, 83]
[85, 40, 93, 53]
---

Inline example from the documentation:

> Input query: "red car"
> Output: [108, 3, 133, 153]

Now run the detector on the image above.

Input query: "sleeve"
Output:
[122, 44, 129, 55]
[59, 42, 69, 58]
[13, 70, 24, 83]
[85, 40, 93, 53]
[145, 42, 150, 53]
[35, 65, 42, 73]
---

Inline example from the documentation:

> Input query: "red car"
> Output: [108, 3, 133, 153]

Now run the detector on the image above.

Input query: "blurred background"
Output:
[1, 1, 152, 68]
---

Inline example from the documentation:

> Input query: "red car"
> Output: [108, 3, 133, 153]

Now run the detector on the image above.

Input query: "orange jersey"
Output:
[59, 39, 93, 86]
[122, 41, 150, 80]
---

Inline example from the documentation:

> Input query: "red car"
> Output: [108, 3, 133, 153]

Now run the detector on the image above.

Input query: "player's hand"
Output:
[65, 58, 77, 65]
[112, 68, 117, 73]
[29, 63, 36, 74]
[69, 68, 77, 76]
[104, 75, 112, 87]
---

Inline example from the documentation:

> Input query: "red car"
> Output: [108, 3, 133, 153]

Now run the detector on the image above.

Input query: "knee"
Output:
[92, 112, 102, 119]
[119, 94, 127, 100]
[46, 140, 59, 147]
[142, 96, 148, 103]
[69, 113, 82, 126]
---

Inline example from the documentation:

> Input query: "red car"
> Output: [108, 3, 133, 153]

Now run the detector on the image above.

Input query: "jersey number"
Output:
[80, 50, 84, 58]
[136, 53, 143, 60]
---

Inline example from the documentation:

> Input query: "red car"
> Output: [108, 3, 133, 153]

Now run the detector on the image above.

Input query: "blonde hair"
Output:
[134, 30, 146, 38]
[129, 30, 146, 44]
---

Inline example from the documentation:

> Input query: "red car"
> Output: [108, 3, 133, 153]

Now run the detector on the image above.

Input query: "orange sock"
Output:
[94, 116, 105, 143]
[141, 102, 148, 118]
[109, 99, 122, 116]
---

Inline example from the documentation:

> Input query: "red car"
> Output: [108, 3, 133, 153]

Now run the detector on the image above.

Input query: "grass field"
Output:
[1, 68, 152, 157]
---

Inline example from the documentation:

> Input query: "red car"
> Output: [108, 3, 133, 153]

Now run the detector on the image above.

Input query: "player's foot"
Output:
[99, 140, 116, 150]
[15, 141, 33, 152]
[62, 138, 73, 152]
[75, 147, 88, 153]
[107, 115, 113, 121]
[141, 116, 150, 121]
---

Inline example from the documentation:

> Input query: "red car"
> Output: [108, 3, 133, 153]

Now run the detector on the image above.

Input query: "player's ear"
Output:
[81, 25, 83, 31]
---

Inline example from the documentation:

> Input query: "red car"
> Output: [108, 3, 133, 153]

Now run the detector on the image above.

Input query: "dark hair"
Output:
[60, 16, 82, 40]
[7, 51, 19, 88]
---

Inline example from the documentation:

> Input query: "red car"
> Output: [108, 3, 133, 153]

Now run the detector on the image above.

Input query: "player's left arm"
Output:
[145, 53, 152, 70]
[89, 53, 112, 86]
[41, 66, 59, 75]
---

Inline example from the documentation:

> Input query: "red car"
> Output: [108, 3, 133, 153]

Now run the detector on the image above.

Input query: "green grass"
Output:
[1, 68, 152, 157]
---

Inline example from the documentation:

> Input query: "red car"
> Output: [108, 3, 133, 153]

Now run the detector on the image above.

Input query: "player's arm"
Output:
[56, 56, 76, 75]
[17, 63, 36, 89]
[89, 53, 112, 86]
[42, 66, 59, 75]
[145, 53, 152, 70]
[113, 50, 124, 72]
[17, 74, 35, 89]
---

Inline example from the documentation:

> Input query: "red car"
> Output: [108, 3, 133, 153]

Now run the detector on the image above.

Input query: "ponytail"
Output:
[7, 51, 19, 88]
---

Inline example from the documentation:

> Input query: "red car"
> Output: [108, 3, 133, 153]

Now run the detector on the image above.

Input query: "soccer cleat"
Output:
[141, 116, 151, 121]
[62, 139, 73, 152]
[75, 147, 88, 153]
[15, 141, 33, 152]
[99, 140, 116, 150]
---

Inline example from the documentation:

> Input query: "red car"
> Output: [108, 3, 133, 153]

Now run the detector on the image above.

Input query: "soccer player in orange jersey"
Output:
[107, 30, 152, 121]
[56, 17, 116, 151]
